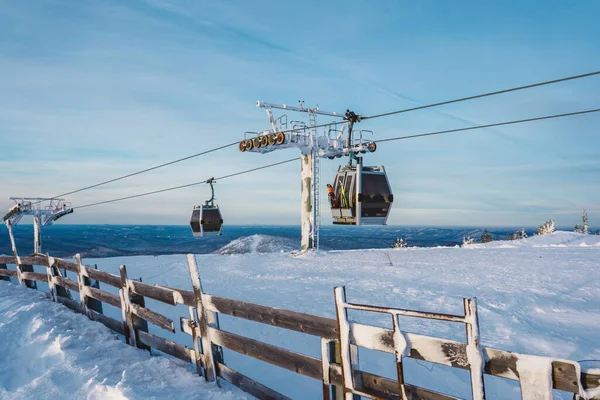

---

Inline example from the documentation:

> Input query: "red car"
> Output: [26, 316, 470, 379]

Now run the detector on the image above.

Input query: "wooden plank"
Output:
[0, 268, 18, 278]
[83, 266, 121, 288]
[137, 330, 194, 364]
[129, 302, 174, 332]
[216, 362, 291, 400]
[209, 327, 323, 380]
[206, 294, 338, 339]
[0, 256, 16, 264]
[157, 285, 195, 306]
[53, 275, 80, 292]
[358, 370, 461, 400]
[54, 258, 78, 273]
[129, 280, 180, 306]
[84, 286, 122, 309]
[20, 271, 49, 283]
[88, 309, 126, 335]
[19, 256, 48, 266]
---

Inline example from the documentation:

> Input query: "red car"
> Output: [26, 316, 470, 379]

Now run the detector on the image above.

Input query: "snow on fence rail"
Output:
[0, 253, 598, 400]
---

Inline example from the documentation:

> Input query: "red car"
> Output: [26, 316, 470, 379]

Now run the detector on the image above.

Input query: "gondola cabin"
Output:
[330, 159, 393, 225]
[190, 204, 223, 237]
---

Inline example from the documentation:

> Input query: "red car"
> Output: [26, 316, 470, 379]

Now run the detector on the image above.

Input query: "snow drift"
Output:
[0, 282, 247, 400]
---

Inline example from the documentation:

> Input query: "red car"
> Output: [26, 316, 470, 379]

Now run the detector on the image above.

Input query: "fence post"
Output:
[131, 278, 150, 351]
[45, 254, 56, 300]
[0, 263, 9, 282]
[464, 298, 486, 400]
[392, 314, 408, 400]
[53, 261, 72, 300]
[6, 220, 36, 289]
[333, 286, 361, 400]
[186, 254, 217, 383]
[119, 265, 136, 347]
[119, 265, 149, 351]
[75, 254, 88, 315]
[328, 341, 343, 400]
[187, 306, 205, 377]
[321, 339, 333, 400]
[75, 255, 103, 315]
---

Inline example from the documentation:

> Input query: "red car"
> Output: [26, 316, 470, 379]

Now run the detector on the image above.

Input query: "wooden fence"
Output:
[0, 253, 598, 400]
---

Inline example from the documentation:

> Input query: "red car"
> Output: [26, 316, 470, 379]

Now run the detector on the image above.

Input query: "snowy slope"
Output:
[0, 282, 248, 400]
[465, 230, 600, 248]
[2, 231, 599, 399]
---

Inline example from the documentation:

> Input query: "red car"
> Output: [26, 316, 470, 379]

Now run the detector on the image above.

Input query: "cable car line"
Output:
[74, 157, 300, 210]
[32, 121, 346, 207]
[374, 108, 600, 143]
[72, 107, 599, 210]
[31, 141, 241, 206]
[25, 71, 600, 221]
[362, 71, 600, 121]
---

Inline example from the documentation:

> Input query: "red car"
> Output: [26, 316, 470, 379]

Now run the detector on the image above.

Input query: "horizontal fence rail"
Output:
[0, 254, 598, 400]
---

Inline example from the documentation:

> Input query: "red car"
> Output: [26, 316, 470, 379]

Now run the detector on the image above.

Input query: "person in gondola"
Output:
[327, 184, 339, 208]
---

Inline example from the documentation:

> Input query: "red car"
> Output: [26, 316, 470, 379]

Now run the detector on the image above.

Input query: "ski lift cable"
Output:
[362, 71, 600, 121]
[374, 108, 600, 143]
[73, 157, 300, 210]
[69, 108, 598, 210]
[31, 121, 345, 207]
[25, 71, 599, 208]
[30, 141, 241, 206]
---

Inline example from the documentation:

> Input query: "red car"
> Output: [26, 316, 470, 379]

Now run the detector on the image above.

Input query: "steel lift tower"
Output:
[239, 101, 376, 251]
[3, 197, 74, 255]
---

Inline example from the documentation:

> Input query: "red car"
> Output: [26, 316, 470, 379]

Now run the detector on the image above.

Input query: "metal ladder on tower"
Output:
[308, 109, 320, 250]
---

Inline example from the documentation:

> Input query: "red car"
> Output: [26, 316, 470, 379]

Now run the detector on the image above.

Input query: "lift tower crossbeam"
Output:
[3, 197, 74, 255]
[239, 101, 377, 251]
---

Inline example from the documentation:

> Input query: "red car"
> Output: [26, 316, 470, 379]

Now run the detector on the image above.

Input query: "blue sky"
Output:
[1, 0, 599, 227]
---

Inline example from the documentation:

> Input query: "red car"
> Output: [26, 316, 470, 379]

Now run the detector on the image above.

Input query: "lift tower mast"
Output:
[239, 101, 376, 251]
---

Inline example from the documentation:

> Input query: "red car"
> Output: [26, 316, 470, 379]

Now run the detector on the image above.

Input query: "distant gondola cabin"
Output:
[190, 205, 223, 237]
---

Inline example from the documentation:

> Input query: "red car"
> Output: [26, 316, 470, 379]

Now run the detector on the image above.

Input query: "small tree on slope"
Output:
[582, 211, 589, 234]
[481, 230, 493, 243]
[537, 219, 555, 235]
[391, 237, 408, 248]
[520, 227, 528, 239]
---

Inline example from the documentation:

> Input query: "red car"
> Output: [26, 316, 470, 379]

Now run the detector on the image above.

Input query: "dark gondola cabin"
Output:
[190, 204, 223, 237]
[190, 178, 223, 237]
[330, 160, 393, 225]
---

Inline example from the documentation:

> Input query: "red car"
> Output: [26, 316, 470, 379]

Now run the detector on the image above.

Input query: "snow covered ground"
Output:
[1, 231, 599, 399]
[0, 282, 248, 400]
